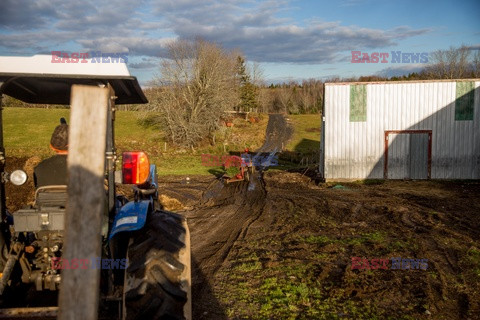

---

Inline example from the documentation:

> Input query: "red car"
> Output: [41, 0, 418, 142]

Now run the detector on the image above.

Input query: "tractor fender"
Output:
[108, 200, 151, 240]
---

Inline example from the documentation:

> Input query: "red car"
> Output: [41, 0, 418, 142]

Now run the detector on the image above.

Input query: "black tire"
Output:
[123, 210, 191, 320]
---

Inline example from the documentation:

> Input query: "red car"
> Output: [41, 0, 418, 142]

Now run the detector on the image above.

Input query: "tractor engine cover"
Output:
[13, 208, 65, 232]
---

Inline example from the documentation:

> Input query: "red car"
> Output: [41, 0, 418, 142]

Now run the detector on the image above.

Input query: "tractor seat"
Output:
[35, 185, 67, 208]
[34, 155, 67, 188]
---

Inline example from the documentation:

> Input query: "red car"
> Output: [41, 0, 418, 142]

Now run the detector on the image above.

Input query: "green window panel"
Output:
[455, 82, 474, 121]
[350, 84, 366, 122]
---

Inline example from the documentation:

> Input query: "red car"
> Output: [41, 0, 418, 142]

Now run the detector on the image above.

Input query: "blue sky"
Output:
[1, 0, 479, 85]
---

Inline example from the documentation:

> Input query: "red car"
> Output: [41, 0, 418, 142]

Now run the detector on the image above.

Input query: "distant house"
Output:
[319, 79, 480, 180]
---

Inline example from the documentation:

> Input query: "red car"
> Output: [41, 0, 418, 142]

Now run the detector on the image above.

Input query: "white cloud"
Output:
[376, 64, 426, 78]
[0, 0, 431, 65]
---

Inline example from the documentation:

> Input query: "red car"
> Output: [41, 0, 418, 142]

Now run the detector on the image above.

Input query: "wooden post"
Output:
[58, 85, 109, 320]
[105, 85, 116, 228]
[0, 92, 6, 222]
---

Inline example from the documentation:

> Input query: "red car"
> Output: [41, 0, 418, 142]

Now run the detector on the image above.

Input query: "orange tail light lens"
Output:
[122, 151, 150, 185]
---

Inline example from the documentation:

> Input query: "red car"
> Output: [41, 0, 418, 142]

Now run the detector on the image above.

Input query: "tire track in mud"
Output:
[189, 114, 291, 275]
[186, 114, 291, 319]
[186, 176, 267, 319]
[190, 178, 266, 264]
[254, 113, 292, 153]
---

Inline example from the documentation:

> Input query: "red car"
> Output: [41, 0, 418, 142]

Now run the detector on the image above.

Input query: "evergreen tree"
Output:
[236, 56, 258, 112]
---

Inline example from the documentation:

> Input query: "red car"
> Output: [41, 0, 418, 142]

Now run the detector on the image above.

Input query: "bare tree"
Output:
[299, 79, 323, 113]
[277, 85, 293, 114]
[250, 62, 265, 87]
[257, 87, 274, 113]
[426, 45, 473, 79]
[255, 79, 324, 114]
[473, 48, 480, 78]
[148, 39, 238, 148]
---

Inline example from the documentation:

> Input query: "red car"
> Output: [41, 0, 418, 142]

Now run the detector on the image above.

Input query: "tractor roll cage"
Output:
[0, 71, 147, 228]
[0, 74, 147, 105]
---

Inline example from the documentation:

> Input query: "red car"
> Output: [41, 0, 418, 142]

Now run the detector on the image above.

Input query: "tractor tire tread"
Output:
[124, 210, 188, 320]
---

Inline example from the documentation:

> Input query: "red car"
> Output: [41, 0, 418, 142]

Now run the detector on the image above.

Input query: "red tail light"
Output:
[122, 151, 150, 184]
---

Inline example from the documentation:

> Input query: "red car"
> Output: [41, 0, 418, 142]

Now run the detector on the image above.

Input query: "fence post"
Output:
[58, 85, 109, 320]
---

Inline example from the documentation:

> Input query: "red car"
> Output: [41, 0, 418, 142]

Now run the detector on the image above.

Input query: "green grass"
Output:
[114, 111, 161, 152]
[2, 108, 161, 157]
[286, 114, 321, 153]
[2, 107, 320, 175]
[151, 154, 221, 175]
[216, 227, 434, 319]
[462, 247, 480, 279]
[2, 107, 212, 175]
[219, 257, 382, 320]
[303, 235, 332, 246]
[3, 108, 71, 157]
[271, 113, 320, 171]
[234, 261, 263, 273]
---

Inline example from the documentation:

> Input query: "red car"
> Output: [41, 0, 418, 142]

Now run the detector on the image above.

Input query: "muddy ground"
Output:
[4, 163, 480, 319]
[3, 114, 480, 319]
[159, 173, 480, 320]
[160, 115, 480, 319]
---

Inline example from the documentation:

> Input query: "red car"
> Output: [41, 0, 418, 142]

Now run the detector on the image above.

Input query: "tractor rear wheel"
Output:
[123, 210, 191, 320]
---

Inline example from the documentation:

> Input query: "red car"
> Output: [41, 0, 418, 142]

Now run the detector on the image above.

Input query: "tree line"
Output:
[2, 41, 479, 148]
[139, 43, 480, 148]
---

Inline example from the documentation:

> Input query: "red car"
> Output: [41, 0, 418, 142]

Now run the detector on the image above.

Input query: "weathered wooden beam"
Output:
[58, 85, 109, 320]
[0, 92, 6, 222]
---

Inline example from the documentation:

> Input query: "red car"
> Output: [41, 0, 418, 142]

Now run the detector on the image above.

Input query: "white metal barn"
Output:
[319, 79, 480, 180]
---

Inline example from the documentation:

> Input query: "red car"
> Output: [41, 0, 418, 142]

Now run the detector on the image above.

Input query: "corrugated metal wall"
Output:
[387, 132, 429, 179]
[322, 80, 480, 179]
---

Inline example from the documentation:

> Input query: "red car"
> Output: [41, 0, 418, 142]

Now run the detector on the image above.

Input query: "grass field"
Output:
[4, 108, 71, 157]
[286, 114, 321, 153]
[2, 108, 321, 175]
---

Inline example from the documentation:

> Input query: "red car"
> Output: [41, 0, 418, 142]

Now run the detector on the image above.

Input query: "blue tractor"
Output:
[0, 55, 191, 319]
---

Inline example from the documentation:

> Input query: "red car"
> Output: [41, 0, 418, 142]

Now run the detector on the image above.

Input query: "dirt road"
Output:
[184, 114, 290, 318]
[255, 114, 292, 153]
